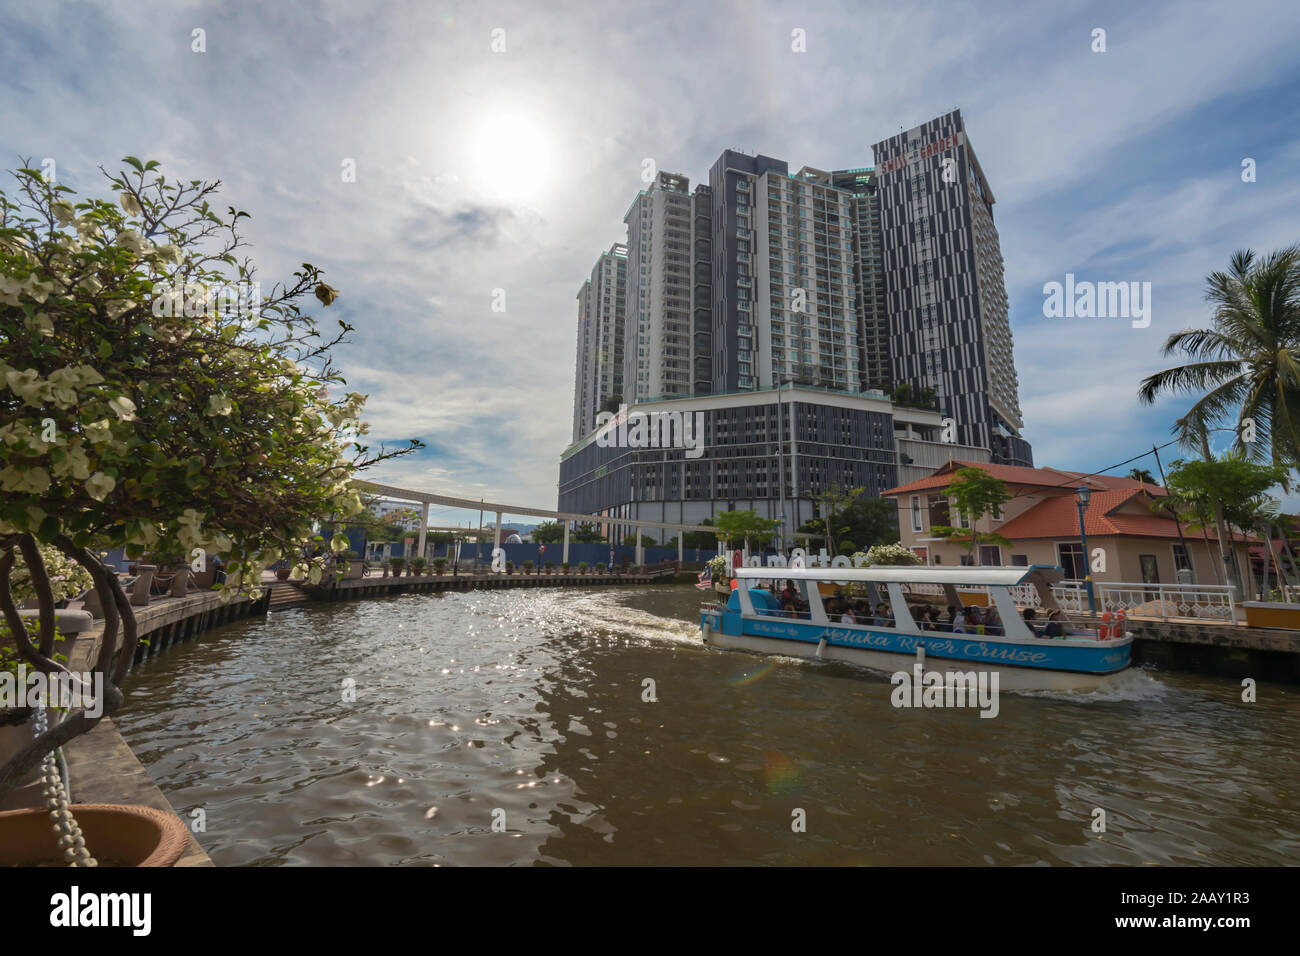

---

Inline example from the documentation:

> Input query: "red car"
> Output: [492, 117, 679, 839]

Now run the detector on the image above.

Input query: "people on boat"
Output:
[839, 606, 856, 625]
[1043, 609, 1065, 638]
[951, 605, 968, 633]
[1022, 607, 1039, 636]
[873, 602, 893, 627]
[967, 605, 985, 634]
[983, 604, 1003, 636]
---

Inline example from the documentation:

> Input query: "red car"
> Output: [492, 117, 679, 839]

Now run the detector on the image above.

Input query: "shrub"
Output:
[523, 560, 533, 572]
[858, 543, 921, 566]
[577, 562, 588, 572]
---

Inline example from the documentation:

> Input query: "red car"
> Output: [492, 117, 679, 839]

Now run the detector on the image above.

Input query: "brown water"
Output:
[114, 585, 1300, 866]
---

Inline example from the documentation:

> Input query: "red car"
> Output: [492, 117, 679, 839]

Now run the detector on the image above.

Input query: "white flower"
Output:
[107, 395, 137, 421]
[153, 243, 182, 265]
[5, 368, 49, 407]
[119, 191, 142, 215]
[51, 200, 76, 226]
[116, 230, 150, 256]
[84, 419, 113, 444]
[207, 394, 233, 416]
[0, 465, 52, 495]
[85, 471, 116, 501]
[105, 298, 135, 319]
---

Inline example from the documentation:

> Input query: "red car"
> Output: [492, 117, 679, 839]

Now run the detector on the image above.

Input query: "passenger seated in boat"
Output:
[1022, 607, 1039, 636]
[780, 581, 800, 616]
[967, 605, 985, 634]
[873, 602, 893, 627]
[839, 606, 856, 625]
[1043, 609, 1065, 638]
[951, 606, 968, 633]
[983, 605, 1003, 636]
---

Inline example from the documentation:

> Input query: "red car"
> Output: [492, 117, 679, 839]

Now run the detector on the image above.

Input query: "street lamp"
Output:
[1076, 485, 1097, 614]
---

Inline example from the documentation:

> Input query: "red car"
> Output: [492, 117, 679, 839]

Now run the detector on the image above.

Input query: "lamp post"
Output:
[1076, 485, 1096, 614]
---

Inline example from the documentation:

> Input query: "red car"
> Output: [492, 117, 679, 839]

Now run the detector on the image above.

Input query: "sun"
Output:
[460, 108, 557, 204]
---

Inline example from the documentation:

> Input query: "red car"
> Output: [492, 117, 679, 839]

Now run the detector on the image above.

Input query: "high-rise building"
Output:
[563, 111, 1032, 534]
[710, 151, 861, 393]
[622, 172, 712, 403]
[830, 167, 890, 392]
[871, 109, 1031, 466]
[570, 243, 627, 443]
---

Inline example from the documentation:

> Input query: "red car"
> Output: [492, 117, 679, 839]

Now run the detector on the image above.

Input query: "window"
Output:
[1010, 554, 1028, 566]
[978, 545, 1001, 566]
[910, 495, 923, 531]
[1057, 542, 1085, 580]
[1172, 543, 1193, 573]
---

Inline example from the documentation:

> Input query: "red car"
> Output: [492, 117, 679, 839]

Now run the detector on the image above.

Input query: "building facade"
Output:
[571, 243, 628, 442]
[622, 172, 713, 404]
[558, 386, 972, 545]
[830, 167, 890, 392]
[871, 110, 1031, 466]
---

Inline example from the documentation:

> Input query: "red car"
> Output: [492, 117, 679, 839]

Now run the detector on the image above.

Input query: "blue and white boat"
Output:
[699, 565, 1132, 691]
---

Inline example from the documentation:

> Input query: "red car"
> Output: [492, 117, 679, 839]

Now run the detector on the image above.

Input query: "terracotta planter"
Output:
[0, 803, 190, 867]
[275, 568, 291, 581]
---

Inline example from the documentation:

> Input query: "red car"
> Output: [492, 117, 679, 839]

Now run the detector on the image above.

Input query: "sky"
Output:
[3, 0, 1300, 527]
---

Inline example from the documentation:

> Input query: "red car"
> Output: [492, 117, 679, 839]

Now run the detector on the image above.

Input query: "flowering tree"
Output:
[0, 158, 420, 797]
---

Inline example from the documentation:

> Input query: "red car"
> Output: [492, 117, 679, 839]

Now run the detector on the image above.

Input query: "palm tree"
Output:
[1138, 246, 1300, 469]
[1127, 467, 1156, 485]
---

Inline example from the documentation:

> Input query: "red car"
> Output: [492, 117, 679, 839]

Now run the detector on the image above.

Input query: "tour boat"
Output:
[698, 565, 1132, 691]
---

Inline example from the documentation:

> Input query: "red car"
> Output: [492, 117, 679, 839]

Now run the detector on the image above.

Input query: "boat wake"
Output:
[1015, 666, 1172, 703]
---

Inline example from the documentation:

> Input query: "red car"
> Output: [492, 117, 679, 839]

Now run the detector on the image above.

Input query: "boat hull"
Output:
[700, 610, 1132, 692]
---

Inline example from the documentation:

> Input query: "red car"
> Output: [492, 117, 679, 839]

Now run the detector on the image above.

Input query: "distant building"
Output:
[572, 243, 628, 442]
[883, 461, 1251, 585]
[366, 499, 422, 532]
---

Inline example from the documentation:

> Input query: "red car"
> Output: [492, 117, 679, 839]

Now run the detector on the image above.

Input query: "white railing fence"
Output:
[901, 580, 1237, 623]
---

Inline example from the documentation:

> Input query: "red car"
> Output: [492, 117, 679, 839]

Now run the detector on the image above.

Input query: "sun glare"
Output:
[461, 108, 557, 204]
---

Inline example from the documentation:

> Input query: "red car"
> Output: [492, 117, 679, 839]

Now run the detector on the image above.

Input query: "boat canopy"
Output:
[733, 564, 1064, 587]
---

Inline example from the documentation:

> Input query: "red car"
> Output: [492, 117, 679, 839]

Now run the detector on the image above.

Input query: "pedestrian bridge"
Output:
[353, 480, 720, 566]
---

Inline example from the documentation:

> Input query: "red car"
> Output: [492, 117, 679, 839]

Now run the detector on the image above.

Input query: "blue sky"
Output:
[4, 0, 1299, 526]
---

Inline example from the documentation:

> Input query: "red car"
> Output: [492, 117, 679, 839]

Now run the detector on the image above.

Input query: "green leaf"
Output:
[123, 156, 144, 172]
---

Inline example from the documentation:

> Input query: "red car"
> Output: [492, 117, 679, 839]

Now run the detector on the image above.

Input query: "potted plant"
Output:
[578, 562, 588, 574]
[561, 562, 570, 573]
[275, 565, 291, 581]
[505, 561, 514, 575]
[545, 561, 555, 574]
[389, 556, 407, 576]
[523, 560, 534, 574]
[433, 557, 447, 576]
[411, 557, 427, 575]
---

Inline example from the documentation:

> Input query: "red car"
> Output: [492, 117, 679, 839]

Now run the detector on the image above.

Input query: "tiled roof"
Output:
[993, 489, 1251, 542]
[882, 460, 1163, 497]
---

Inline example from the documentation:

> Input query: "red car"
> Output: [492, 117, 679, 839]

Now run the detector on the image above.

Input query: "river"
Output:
[114, 585, 1300, 866]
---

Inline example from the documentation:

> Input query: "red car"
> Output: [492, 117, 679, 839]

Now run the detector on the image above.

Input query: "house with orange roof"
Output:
[882, 460, 1252, 589]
